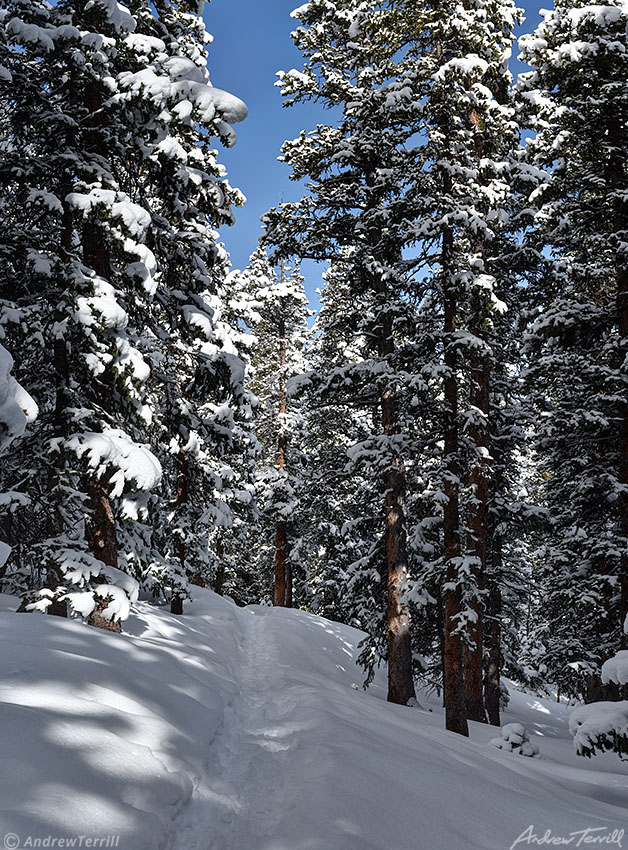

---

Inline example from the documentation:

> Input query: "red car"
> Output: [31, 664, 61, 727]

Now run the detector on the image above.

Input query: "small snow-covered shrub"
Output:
[489, 723, 540, 758]
[569, 701, 628, 759]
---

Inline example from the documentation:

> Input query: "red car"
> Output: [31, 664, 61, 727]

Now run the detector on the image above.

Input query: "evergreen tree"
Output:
[265, 0, 428, 706]
[0, 0, 249, 626]
[232, 248, 310, 607]
[519, 0, 628, 700]
[299, 258, 383, 631]
[267, 0, 525, 728]
[398, 0, 524, 733]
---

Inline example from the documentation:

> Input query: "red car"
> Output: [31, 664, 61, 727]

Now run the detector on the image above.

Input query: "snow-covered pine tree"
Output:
[264, 0, 432, 706]
[0, 0, 248, 626]
[0, 0, 160, 628]
[519, 0, 628, 700]
[266, 0, 526, 726]
[232, 247, 310, 607]
[117, 0, 253, 615]
[297, 257, 384, 631]
[569, 650, 628, 758]
[388, 0, 524, 732]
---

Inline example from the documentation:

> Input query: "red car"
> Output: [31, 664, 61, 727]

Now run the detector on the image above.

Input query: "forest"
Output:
[1, 0, 628, 846]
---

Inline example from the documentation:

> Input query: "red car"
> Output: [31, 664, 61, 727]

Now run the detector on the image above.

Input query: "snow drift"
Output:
[0, 589, 627, 850]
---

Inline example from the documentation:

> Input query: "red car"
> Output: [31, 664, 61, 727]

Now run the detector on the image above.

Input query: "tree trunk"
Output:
[274, 520, 288, 607]
[461, 99, 490, 722]
[383, 454, 417, 705]
[274, 282, 291, 608]
[47, 597, 69, 619]
[86, 475, 121, 633]
[45, 334, 70, 619]
[484, 538, 502, 726]
[81, 103, 120, 631]
[618, 264, 628, 645]
[86, 477, 118, 569]
[608, 113, 628, 646]
[378, 314, 417, 706]
[39, 61, 77, 610]
[436, 588, 446, 706]
[442, 228, 469, 737]
[584, 674, 619, 704]
[44, 194, 74, 619]
[463, 345, 489, 723]
[171, 446, 188, 615]
[214, 536, 225, 595]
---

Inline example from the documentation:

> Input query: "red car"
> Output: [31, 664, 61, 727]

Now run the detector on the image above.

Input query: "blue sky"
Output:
[204, 0, 544, 308]
[205, 0, 327, 302]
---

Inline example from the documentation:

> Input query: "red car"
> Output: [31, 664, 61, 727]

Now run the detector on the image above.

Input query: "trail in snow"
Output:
[2, 589, 628, 850]
[168, 599, 628, 850]
[170, 607, 299, 850]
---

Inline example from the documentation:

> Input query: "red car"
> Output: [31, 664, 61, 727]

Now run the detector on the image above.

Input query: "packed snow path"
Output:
[1, 589, 628, 850]
[169, 601, 628, 850]
[171, 608, 300, 850]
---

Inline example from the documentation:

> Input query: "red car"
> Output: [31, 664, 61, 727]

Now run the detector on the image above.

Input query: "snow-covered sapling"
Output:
[489, 723, 540, 757]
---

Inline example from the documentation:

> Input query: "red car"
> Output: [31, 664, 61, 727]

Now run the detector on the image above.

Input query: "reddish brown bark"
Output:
[464, 340, 489, 723]
[213, 565, 225, 595]
[274, 521, 288, 607]
[442, 229, 469, 737]
[618, 266, 628, 645]
[213, 536, 225, 595]
[354, 147, 416, 703]
[378, 311, 416, 706]
[86, 477, 118, 569]
[484, 554, 502, 727]
[87, 609, 124, 632]
[274, 267, 292, 608]
[171, 447, 188, 615]
[86, 475, 120, 633]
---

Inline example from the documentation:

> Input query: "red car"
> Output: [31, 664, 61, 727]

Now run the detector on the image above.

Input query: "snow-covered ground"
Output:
[0, 589, 627, 850]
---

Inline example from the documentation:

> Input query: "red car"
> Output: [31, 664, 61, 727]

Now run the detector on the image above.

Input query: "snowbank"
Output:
[0, 592, 243, 848]
[0, 590, 627, 850]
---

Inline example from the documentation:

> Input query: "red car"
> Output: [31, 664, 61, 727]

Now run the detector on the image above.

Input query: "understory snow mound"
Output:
[0, 589, 627, 850]
[489, 722, 541, 757]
